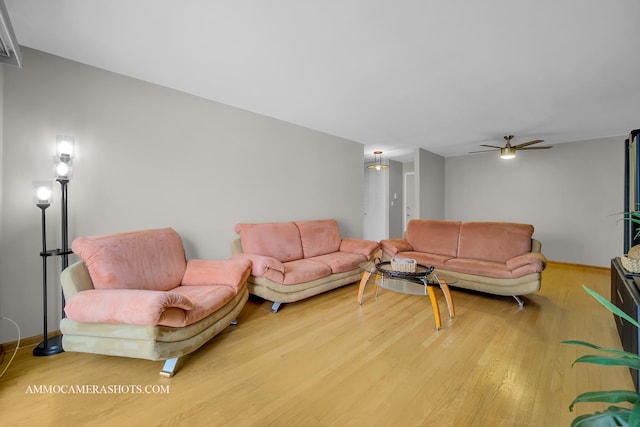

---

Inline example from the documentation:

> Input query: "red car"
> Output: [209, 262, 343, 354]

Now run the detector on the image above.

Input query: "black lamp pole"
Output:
[33, 202, 63, 356]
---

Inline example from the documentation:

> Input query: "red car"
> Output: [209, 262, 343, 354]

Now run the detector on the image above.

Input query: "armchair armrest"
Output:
[380, 239, 414, 257]
[505, 252, 547, 274]
[61, 261, 95, 299]
[231, 253, 285, 276]
[339, 238, 380, 259]
[64, 289, 194, 326]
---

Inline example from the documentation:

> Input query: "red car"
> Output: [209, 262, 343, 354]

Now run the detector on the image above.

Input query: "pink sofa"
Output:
[231, 219, 379, 312]
[380, 220, 547, 306]
[60, 227, 252, 376]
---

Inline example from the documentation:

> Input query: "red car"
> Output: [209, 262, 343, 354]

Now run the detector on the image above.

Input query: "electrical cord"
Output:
[0, 316, 20, 378]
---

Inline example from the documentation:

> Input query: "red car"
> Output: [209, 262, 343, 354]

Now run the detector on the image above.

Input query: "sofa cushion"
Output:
[235, 222, 303, 262]
[71, 228, 186, 291]
[406, 220, 461, 257]
[457, 222, 534, 263]
[444, 258, 513, 279]
[281, 259, 332, 285]
[308, 251, 368, 274]
[295, 219, 342, 258]
[394, 251, 453, 270]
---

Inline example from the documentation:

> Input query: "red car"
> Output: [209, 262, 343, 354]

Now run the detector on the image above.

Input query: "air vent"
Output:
[0, 0, 21, 67]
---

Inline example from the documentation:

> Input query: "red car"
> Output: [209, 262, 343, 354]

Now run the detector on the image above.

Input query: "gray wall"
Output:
[416, 148, 445, 220]
[0, 48, 365, 343]
[388, 159, 403, 238]
[445, 136, 624, 267]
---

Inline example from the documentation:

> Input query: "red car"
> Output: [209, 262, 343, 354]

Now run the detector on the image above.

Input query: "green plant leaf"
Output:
[630, 402, 640, 427]
[572, 354, 640, 370]
[583, 285, 640, 329]
[569, 390, 640, 411]
[563, 340, 640, 360]
[571, 406, 630, 427]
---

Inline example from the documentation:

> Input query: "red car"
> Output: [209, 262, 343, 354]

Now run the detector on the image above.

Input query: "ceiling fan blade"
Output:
[480, 144, 502, 149]
[518, 146, 552, 150]
[513, 139, 544, 149]
[468, 149, 497, 153]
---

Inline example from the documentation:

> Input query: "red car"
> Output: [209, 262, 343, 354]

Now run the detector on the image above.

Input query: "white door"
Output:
[364, 168, 387, 241]
[403, 172, 415, 232]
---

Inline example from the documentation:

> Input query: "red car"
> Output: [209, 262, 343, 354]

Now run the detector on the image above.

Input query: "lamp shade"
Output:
[500, 147, 516, 159]
[53, 157, 73, 179]
[56, 135, 75, 159]
[32, 181, 53, 205]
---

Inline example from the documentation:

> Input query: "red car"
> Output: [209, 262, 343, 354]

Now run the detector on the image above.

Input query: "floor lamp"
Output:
[32, 135, 75, 357]
[32, 181, 63, 356]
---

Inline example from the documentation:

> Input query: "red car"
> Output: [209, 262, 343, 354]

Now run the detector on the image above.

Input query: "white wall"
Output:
[0, 48, 365, 343]
[445, 137, 624, 267]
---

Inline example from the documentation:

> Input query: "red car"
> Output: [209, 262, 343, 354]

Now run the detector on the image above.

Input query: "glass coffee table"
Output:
[357, 260, 456, 330]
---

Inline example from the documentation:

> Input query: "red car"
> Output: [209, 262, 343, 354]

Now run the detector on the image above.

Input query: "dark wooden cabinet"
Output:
[611, 257, 640, 391]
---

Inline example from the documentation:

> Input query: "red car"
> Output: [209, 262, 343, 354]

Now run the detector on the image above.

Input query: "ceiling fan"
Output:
[469, 135, 552, 159]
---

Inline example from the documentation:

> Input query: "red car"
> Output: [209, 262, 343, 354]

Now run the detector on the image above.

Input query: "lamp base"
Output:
[33, 334, 64, 356]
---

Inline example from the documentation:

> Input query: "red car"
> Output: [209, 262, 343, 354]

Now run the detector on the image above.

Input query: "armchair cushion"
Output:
[181, 259, 251, 288]
[71, 227, 186, 291]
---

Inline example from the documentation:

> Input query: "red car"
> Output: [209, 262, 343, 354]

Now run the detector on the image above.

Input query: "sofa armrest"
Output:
[64, 289, 194, 326]
[380, 239, 414, 257]
[505, 252, 547, 272]
[181, 259, 251, 291]
[339, 238, 380, 259]
[231, 253, 285, 276]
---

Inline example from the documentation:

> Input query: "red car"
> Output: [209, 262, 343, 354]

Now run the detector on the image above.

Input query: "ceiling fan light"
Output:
[500, 147, 516, 159]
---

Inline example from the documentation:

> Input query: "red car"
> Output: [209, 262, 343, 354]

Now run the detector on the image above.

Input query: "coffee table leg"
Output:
[357, 270, 372, 305]
[426, 285, 442, 330]
[439, 280, 455, 319]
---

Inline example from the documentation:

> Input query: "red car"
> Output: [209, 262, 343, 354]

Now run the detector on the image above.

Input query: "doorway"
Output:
[403, 172, 415, 232]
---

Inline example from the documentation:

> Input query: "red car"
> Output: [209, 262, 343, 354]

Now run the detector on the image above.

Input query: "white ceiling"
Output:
[5, 0, 640, 161]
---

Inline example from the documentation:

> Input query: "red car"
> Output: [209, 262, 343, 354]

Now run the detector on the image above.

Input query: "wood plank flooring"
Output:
[0, 262, 633, 426]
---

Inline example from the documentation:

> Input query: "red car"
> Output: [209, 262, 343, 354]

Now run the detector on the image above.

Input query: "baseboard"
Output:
[547, 260, 610, 273]
[1, 330, 61, 352]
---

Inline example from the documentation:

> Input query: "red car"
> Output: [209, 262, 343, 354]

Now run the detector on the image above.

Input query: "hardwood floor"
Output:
[0, 262, 633, 426]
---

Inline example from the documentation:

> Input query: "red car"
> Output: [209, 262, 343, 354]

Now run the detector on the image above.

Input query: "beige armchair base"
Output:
[60, 262, 249, 376]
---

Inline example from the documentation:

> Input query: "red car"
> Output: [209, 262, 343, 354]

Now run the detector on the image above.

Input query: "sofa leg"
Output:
[270, 302, 283, 313]
[512, 295, 525, 308]
[160, 357, 179, 378]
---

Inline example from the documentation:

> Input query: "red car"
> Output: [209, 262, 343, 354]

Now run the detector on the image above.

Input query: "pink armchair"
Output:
[60, 227, 251, 377]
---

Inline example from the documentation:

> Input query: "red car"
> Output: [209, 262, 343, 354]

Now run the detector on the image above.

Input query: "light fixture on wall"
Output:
[367, 150, 389, 171]
[31, 135, 76, 357]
